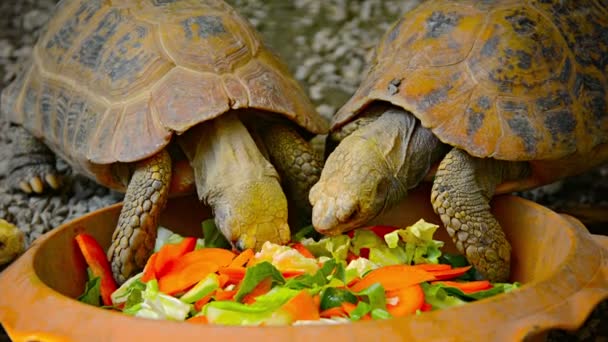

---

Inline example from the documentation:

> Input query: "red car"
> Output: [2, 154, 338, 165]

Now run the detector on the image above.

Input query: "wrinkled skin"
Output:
[310, 104, 529, 282]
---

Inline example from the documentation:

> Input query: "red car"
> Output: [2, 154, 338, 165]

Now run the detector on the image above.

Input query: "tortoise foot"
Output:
[8, 158, 62, 194]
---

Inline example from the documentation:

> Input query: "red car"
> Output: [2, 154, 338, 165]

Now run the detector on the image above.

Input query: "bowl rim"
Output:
[0, 193, 606, 342]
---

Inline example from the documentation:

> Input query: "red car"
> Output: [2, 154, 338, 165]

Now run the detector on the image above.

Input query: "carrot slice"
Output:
[141, 252, 159, 282]
[386, 284, 425, 317]
[341, 302, 357, 316]
[291, 243, 315, 259]
[218, 267, 246, 284]
[215, 288, 237, 301]
[74, 233, 118, 306]
[281, 270, 306, 278]
[176, 248, 236, 269]
[229, 248, 255, 267]
[282, 290, 320, 321]
[428, 266, 472, 280]
[154, 237, 197, 277]
[158, 261, 219, 295]
[194, 294, 213, 311]
[349, 265, 436, 292]
[218, 273, 230, 288]
[319, 306, 347, 318]
[412, 263, 452, 272]
[433, 280, 492, 293]
[187, 316, 209, 324]
[242, 278, 273, 304]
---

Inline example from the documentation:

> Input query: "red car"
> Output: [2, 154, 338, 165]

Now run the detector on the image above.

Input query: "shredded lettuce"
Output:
[301, 235, 351, 261]
[125, 279, 191, 320]
[383, 219, 444, 265]
[253, 241, 319, 274]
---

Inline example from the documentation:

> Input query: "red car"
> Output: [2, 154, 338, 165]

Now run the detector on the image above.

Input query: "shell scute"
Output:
[336, 0, 607, 162]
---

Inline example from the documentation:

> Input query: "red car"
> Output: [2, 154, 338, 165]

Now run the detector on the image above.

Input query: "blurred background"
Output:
[0, 1, 605, 340]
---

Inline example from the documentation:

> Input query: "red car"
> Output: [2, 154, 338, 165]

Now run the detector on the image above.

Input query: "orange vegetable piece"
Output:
[386, 284, 425, 317]
[229, 248, 255, 268]
[158, 261, 219, 295]
[74, 233, 118, 306]
[186, 316, 208, 324]
[412, 263, 452, 272]
[291, 243, 315, 259]
[176, 248, 236, 270]
[428, 266, 472, 280]
[241, 278, 273, 304]
[319, 306, 347, 318]
[194, 294, 213, 311]
[433, 280, 492, 293]
[341, 302, 357, 316]
[218, 267, 246, 284]
[141, 253, 158, 282]
[281, 270, 306, 278]
[154, 237, 197, 277]
[215, 288, 237, 301]
[282, 291, 320, 321]
[349, 265, 436, 292]
[218, 273, 230, 288]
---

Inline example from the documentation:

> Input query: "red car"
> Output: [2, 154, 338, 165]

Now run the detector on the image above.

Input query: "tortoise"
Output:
[310, 0, 608, 282]
[0, 219, 25, 266]
[1, 0, 328, 283]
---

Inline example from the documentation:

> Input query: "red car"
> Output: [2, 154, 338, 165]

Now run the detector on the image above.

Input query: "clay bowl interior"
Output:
[0, 185, 606, 342]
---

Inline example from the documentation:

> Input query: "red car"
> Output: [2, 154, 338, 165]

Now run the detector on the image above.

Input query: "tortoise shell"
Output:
[334, 0, 608, 185]
[1, 0, 327, 188]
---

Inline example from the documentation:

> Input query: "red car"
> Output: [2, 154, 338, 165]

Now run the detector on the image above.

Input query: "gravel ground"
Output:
[0, 1, 606, 341]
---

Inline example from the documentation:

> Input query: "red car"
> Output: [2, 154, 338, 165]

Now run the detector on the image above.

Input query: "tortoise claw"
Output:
[30, 177, 44, 194]
[19, 181, 32, 194]
[45, 173, 61, 190]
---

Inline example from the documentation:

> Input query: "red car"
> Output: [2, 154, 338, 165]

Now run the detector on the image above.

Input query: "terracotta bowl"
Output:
[0, 185, 606, 342]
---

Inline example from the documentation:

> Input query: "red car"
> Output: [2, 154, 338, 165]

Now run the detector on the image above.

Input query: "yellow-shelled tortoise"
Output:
[1, 0, 327, 283]
[311, 0, 608, 281]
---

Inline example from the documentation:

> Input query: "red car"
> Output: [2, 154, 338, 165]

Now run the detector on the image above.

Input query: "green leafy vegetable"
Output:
[201, 219, 231, 249]
[301, 235, 351, 261]
[234, 262, 285, 302]
[77, 268, 101, 306]
[354, 283, 386, 311]
[320, 287, 357, 310]
[421, 283, 467, 309]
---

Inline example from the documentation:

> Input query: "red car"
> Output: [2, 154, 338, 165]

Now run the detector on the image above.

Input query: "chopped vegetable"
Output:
[349, 265, 435, 292]
[386, 284, 424, 317]
[154, 237, 197, 278]
[74, 233, 118, 306]
[77, 218, 520, 326]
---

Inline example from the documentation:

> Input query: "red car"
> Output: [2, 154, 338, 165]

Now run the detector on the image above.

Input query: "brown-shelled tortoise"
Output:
[310, 0, 608, 282]
[0, 0, 328, 283]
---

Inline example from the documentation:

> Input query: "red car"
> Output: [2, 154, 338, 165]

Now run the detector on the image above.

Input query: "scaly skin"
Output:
[431, 148, 529, 282]
[259, 124, 324, 231]
[179, 113, 290, 251]
[107, 150, 172, 284]
[310, 105, 443, 235]
[7, 125, 61, 194]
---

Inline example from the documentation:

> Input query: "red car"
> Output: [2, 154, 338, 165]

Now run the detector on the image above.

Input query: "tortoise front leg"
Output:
[107, 150, 172, 284]
[257, 124, 324, 231]
[7, 124, 61, 193]
[431, 148, 529, 282]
